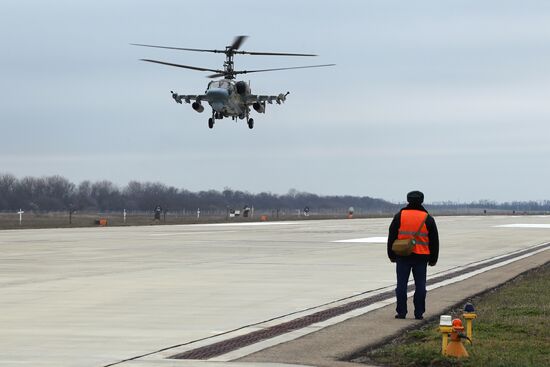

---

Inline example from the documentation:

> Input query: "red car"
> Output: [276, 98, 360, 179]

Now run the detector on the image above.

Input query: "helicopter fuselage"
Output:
[171, 79, 288, 129]
[205, 79, 247, 117]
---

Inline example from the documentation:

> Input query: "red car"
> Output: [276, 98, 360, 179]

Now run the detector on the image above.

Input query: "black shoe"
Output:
[395, 314, 406, 319]
[415, 315, 424, 320]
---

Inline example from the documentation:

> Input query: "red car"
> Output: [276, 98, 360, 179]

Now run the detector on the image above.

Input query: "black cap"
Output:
[407, 191, 424, 205]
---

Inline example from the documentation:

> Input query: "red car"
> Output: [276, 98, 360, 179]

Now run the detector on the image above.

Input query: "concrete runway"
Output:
[1, 215, 549, 366]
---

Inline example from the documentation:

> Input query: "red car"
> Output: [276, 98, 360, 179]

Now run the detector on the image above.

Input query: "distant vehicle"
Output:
[133, 36, 334, 129]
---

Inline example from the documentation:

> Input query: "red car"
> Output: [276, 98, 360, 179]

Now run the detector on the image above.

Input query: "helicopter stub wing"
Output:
[246, 92, 289, 105]
[171, 92, 207, 104]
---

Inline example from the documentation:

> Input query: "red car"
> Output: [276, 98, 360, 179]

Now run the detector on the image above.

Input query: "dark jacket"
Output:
[387, 204, 439, 264]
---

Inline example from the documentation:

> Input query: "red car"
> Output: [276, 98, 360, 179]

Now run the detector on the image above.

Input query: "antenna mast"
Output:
[224, 47, 235, 79]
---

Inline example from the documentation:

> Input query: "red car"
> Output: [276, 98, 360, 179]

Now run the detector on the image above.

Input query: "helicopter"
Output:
[132, 36, 334, 129]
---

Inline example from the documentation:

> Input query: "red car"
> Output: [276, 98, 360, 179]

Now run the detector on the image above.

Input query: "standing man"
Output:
[387, 191, 439, 320]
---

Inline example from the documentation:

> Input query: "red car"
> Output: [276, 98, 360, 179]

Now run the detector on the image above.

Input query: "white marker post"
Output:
[197, 208, 200, 219]
[123, 209, 127, 224]
[17, 209, 24, 226]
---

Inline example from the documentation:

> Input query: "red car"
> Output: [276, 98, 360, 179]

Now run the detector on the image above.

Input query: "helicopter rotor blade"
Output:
[228, 35, 248, 51]
[131, 43, 225, 54]
[140, 59, 223, 73]
[132, 40, 317, 56]
[234, 51, 318, 57]
[207, 64, 335, 78]
[207, 73, 228, 79]
[218, 64, 336, 78]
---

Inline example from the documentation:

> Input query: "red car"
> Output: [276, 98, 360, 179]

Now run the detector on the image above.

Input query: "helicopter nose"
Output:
[206, 88, 229, 102]
[207, 88, 229, 112]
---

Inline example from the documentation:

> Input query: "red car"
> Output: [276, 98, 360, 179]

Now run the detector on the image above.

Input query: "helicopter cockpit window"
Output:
[208, 80, 228, 89]
[208, 80, 235, 93]
[225, 81, 235, 92]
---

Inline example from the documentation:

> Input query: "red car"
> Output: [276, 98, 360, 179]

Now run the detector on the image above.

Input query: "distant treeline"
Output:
[1, 174, 549, 213]
[0, 174, 395, 212]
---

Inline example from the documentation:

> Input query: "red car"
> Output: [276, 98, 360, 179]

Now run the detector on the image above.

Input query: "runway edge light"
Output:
[463, 302, 477, 343]
[445, 319, 470, 358]
[439, 315, 453, 355]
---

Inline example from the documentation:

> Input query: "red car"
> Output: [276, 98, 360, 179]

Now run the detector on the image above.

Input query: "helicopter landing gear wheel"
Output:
[208, 118, 214, 129]
[247, 118, 254, 129]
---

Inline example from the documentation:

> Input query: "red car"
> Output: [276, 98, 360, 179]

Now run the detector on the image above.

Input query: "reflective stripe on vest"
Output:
[397, 209, 430, 255]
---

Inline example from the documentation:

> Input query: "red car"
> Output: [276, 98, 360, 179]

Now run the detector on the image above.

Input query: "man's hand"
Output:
[429, 261, 436, 266]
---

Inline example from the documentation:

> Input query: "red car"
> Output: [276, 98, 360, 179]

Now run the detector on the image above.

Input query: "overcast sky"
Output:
[1, 0, 549, 203]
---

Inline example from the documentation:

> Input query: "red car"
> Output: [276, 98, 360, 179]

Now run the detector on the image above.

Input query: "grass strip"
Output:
[352, 261, 550, 367]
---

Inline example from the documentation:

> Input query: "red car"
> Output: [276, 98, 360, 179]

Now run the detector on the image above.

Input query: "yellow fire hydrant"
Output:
[439, 315, 453, 355]
[463, 302, 477, 343]
[446, 318, 470, 358]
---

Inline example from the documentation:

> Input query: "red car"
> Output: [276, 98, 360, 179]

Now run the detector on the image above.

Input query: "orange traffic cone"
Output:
[445, 319, 469, 358]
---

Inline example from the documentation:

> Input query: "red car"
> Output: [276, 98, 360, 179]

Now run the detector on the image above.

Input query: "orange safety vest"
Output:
[398, 209, 430, 255]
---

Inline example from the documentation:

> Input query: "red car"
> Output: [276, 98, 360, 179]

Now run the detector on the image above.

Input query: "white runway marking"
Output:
[150, 231, 237, 236]
[332, 237, 388, 243]
[187, 221, 299, 227]
[494, 224, 550, 228]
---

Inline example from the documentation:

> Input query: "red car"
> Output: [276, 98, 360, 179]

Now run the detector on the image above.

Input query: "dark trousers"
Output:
[395, 256, 428, 317]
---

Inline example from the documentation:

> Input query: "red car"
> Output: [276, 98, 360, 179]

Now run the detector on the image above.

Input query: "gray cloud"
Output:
[1, 0, 550, 202]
